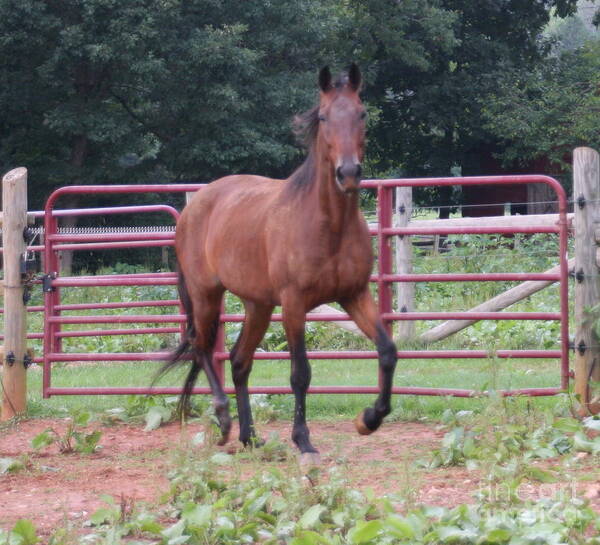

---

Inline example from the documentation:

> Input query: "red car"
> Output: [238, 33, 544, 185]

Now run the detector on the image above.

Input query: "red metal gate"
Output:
[40, 175, 570, 398]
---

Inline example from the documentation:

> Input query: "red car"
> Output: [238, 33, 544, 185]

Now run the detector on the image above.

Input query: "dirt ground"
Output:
[2, 418, 600, 540]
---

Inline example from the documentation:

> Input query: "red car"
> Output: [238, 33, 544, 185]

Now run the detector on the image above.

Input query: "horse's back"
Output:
[177, 174, 283, 300]
[186, 174, 281, 208]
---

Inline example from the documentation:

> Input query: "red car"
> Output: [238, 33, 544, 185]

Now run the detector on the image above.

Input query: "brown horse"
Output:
[160, 64, 397, 456]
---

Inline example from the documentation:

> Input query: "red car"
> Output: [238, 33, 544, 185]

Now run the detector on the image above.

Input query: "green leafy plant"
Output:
[0, 519, 38, 545]
[77, 443, 600, 545]
[102, 395, 209, 431]
[31, 411, 101, 454]
[420, 398, 592, 472]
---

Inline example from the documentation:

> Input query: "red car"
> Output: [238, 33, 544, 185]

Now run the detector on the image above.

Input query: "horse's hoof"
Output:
[214, 403, 231, 446]
[299, 452, 321, 467]
[354, 411, 374, 435]
[216, 420, 231, 446]
[216, 432, 230, 446]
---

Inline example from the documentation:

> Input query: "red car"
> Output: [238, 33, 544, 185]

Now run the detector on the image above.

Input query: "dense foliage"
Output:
[1, 0, 597, 216]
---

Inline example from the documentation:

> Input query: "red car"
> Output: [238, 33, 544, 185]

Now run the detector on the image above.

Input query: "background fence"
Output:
[2, 147, 599, 419]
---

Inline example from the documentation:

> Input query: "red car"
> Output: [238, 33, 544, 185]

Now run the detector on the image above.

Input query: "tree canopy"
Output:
[0, 0, 339, 208]
[0, 0, 596, 214]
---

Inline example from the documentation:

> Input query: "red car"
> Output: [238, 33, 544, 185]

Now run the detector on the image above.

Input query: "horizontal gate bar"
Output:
[55, 327, 181, 338]
[44, 386, 563, 397]
[47, 310, 561, 325]
[55, 300, 181, 311]
[48, 232, 174, 242]
[52, 240, 173, 251]
[52, 277, 178, 287]
[30, 204, 180, 219]
[44, 349, 561, 362]
[381, 311, 561, 321]
[384, 225, 560, 236]
[48, 271, 561, 288]
[382, 273, 561, 282]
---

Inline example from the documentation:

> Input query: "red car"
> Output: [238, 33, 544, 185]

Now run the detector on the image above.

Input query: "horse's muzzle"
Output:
[336, 163, 362, 193]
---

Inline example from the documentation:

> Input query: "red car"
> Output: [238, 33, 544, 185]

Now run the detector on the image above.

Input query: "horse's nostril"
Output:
[337, 163, 362, 184]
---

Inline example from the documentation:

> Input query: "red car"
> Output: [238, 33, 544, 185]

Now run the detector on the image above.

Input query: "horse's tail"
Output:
[153, 267, 201, 416]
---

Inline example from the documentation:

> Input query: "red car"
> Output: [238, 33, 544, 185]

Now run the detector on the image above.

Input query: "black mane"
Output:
[286, 105, 319, 192]
[287, 72, 351, 193]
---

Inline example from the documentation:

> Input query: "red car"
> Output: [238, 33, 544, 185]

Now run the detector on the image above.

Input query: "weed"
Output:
[0, 456, 27, 474]
[59, 446, 600, 545]
[100, 394, 210, 431]
[31, 410, 101, 454]
[0, 520, 38, 545]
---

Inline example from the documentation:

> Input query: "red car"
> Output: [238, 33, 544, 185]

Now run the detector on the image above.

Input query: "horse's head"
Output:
[317, 64, 366, 194]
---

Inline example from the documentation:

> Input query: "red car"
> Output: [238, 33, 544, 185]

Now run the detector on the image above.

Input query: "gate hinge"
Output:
[577, 340, 587, 355]
[577, 194, 586, 209]
[42, 273, 57, 293]
[20, 253, 37, 276]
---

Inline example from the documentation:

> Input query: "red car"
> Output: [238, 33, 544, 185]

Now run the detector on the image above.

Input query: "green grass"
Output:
[24, 353, 564, 421]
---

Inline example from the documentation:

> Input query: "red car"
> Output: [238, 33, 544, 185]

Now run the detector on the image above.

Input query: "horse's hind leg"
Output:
[340, 288, 397, 435]
[230, 301, 273, 446]
[191, 287, 231, 445]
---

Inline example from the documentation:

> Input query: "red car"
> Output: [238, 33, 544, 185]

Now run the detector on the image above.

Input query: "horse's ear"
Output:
[348, 63, 361, 92]
[319, 66, 332, 92]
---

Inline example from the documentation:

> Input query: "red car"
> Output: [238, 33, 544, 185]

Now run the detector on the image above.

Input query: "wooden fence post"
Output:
[395, 186, 415, 340]
[1, 167, 28, 420]
[573, 147, 600, 414]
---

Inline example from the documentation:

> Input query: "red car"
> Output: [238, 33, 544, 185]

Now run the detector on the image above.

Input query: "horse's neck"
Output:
[283, 147, 360, 236]
[315, 154, 359, 234]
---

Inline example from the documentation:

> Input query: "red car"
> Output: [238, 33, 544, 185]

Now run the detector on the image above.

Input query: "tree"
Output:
[345, 0, 579, 212]
[482, 38, 600, 176]
[0, 0, 340, 213]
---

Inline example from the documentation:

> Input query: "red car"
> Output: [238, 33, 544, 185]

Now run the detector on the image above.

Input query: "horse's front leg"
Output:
[340, 288, 398, 434]
[281, 293, 318, 455]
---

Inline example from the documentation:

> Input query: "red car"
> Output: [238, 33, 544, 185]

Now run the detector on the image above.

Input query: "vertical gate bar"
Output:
[378, 185, 394, 334]
[43, 208, 59, 397]
[377, 185, 394, 389]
